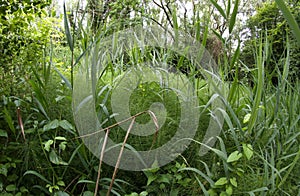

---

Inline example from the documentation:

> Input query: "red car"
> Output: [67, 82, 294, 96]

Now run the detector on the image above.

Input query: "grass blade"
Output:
[209, 0, 227, 19]
[248, 35, 265, 135]
[229, 0, 239, 33]
[23, 170, 51, 184]
[275, 0, 300, 45]
[63, 3, 74, 52]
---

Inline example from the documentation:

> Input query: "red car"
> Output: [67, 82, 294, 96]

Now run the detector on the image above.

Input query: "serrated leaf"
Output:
[215, 177, 227, 186]
[243, 113, 251, 124]
[243, 143, 253, 160]
[227, 151, 242, 163]
[230, 177, 237, 187]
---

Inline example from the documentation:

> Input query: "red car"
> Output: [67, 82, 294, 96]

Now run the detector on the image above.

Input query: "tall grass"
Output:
[9, 0, 298, 195]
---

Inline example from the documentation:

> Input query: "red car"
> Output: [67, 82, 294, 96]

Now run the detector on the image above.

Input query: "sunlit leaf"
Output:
[230, 177, 237, 187]
[44, 140, 53, 152]
[242, 143, 253, 160]
[227, 151, 242, 163]
[215, 177, 227, 186]
[243, 113, 251, 124]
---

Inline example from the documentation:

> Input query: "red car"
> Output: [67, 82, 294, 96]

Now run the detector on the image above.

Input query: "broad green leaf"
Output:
[227, 151, 242, 163]
[215, 177, 227, 186]
[146, 174, 157, 186]
[158, 175, 171, 184]
[44, 140, 53, 152]
[0, 164, 8, 176]
[57, 181, 65, 187]
[49, 150, 68, 165]
[0, 129, 8, 138]
[226, 185, 233, 195]
[20, 186, 28, 193]
[43, 119, 59, 131]
[83, 191, 94, 196]
[7, 174, 18, 182]
[242, 143, 253, 160]
[54, 191, 69, 196]
[208, 189, 218, 196]
[140, 191, 148, 196]
[59, 142, 67, 151]
[230, 177, 237, 187]
[6, 184, 16, 192]
[59, 120, 74, 131]
[220, 191, 228, 196]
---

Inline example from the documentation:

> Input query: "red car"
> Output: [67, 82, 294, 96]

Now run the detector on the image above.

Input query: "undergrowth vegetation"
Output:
[0, 0, 299, 195]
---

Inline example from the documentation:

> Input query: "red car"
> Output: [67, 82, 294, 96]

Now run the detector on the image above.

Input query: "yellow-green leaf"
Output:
[215, 177, 228, 186]
[227, 151, 242, 163]
[230, 177, 238, 187]
[243, 113, 251, 124]
[243, 143, 253, 160]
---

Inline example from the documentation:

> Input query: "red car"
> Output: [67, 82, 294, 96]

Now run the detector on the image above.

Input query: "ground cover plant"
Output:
[0, 0, 299, 195]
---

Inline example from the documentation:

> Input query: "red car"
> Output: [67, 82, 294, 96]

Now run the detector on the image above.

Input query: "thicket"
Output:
[0, 0, 299, 195]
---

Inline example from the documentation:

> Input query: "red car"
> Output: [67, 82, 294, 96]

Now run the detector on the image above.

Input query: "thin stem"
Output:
[107, 118, 136, 196]
[94, 129, 110, 196]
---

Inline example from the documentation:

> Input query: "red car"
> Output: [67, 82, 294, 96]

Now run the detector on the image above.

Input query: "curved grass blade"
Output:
[275, 0, 300, 45]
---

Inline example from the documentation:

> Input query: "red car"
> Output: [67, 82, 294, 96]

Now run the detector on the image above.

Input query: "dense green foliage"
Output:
[1, 0, 299, 195]
[241, 0, 300, 83]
